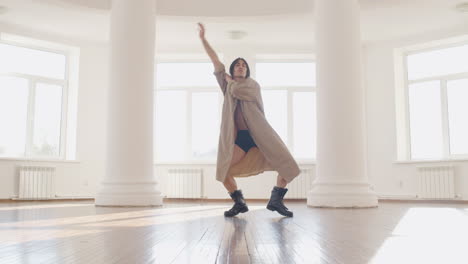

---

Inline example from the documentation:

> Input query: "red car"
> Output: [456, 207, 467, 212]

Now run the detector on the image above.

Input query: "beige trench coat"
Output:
[214, 66, 300, 183]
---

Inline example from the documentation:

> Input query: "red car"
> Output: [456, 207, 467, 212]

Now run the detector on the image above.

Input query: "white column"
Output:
[307, 0, 377, 207]
[95, 0, 162, 206]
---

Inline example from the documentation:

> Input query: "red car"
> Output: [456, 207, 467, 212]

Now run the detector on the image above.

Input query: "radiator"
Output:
[165, 168, 203, 198]
[18, 166, 56, 199]
[286, 168, 315, 199]
[417, 166, 455, 199]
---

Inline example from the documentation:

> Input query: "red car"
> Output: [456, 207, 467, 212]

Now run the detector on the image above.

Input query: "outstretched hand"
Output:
[197, 23, 205, 39]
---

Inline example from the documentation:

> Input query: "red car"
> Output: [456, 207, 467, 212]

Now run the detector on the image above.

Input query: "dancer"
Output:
[198, 23, 300, 217]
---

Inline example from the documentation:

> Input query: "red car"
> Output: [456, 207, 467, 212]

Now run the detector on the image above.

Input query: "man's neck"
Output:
[233, 76, 246, 82]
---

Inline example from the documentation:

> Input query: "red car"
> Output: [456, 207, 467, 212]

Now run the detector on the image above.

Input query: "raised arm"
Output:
[198, 23, 224, 72]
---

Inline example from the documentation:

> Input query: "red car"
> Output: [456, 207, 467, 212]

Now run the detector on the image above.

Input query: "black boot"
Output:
[224, 190, 249, 217]
[267, 186, 293, 217]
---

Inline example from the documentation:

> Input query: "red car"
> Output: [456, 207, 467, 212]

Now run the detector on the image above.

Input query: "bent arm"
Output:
[229, 79, 260, 102]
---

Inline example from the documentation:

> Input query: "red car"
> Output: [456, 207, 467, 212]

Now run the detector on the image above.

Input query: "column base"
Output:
[307, 182, 378, 208]
[95, 180, 163, 206]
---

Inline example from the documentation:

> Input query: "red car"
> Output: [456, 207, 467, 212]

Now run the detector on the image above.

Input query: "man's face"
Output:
[234, 60, 247, 78]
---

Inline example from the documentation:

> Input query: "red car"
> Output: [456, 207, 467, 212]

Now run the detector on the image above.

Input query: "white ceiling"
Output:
[0, 0, 467, 48]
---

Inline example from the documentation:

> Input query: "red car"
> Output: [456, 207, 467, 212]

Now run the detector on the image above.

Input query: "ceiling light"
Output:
[455, 2, 468, 13]
[0, 6, 8, 15]
[228, 30, 247, 40]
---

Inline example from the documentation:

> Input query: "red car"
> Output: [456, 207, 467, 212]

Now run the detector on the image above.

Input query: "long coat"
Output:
[214, 66, 300, 183]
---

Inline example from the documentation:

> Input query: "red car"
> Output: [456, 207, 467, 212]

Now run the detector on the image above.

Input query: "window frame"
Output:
[0, 37, 71, 160]
[154, 55, 317, 165]
[255, 56, 317, 164]
[396, 39, 468, 161]
[154, 57, 223, 164]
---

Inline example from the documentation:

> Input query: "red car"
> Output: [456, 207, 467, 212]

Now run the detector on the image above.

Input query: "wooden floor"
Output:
[0, 200, 467, 264]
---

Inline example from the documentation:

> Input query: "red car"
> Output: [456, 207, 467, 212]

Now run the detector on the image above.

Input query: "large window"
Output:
[0, 40, 69, 159]
[155, 60, 317, 163]
[402, 43, 468, 160]
[256, 62, 316, 160]
[154, 62, 221, 163]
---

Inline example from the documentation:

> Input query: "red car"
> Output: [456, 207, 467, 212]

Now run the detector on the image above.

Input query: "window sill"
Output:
[394, 158, 468, 164]
[155, 161, 217, 166]
[0, 157, 80, 163]
[155, 160, 316, 166]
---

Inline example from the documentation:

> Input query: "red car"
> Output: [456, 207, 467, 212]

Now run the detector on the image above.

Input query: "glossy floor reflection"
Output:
[0, 200, 467, 264]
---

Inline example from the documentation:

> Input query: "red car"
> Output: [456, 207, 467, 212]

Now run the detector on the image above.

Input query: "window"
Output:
[293, 92, 316, 159]
[154, 62, 221, 163]
[408, 81, 443, 159]
[256, 62, 316, 87]
[191, 92, 220, 159]
[256, 62, 316, 160]
[0, 39, 72, 159]
[156, 63, 218, 87]
[0, 77, 28, 157]
[399, 42, 468, 160]
[155, 60, 317, 163]
[447, 79, 468, 155]
[262, 90, 288, 143]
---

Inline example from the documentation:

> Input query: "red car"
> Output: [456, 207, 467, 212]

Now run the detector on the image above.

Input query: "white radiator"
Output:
[417, 166, 455, 199]
[286, 168, 315, 199]
[18, 166, 56, 199]
[165, 168, 203, 198]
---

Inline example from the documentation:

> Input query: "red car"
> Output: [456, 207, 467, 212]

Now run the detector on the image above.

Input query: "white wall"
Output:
[1, 23, 467, 201]
[0, 24, 109, 199]
[364, 27, 468, 200]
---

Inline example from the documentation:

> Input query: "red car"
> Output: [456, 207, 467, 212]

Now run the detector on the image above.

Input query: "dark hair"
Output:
[229, 58, 250, 78]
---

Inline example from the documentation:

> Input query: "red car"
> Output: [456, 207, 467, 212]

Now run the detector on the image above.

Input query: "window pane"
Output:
[0, 43, 66, 79]
[0, 76, 29, 157]
[156, 63, 218, 87]
[408, 81, 443, 159]
[256, 63, 316, 86]
[447, 79, 468, 155]
[263, 90, 288, 143]
[293, 92, 316, 159]
[155, 91, 186, 161]
[32, 83, 63, 157]
[192, 92, 220, 159]
[407, 45, 468, 80]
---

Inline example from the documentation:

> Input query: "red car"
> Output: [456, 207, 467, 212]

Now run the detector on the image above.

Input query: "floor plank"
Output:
[0, 200, 467, 264]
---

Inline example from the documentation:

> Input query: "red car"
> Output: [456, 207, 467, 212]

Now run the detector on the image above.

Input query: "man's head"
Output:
[229, 58, 250, 79]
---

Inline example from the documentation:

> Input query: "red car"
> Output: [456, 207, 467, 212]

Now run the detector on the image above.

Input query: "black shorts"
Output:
[235, 130, 257, 153]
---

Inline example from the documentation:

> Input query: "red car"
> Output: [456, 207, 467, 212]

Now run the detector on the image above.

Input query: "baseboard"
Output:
[378, 194, 418, 200]
[163, 198, 306, 203]
[378, 194, 468, 203]
[8, 195, 94, 202]
[379, 198, 468, 204]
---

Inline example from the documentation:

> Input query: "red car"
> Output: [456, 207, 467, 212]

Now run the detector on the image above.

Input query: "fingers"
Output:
[198, 22, 204, 31]
[197, 23, 205, 39]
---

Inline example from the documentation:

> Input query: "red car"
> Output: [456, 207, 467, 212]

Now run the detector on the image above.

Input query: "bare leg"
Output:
[223, 144, 249, 217]
[223, 144, 246, 193]
[276, 174, 287, 188]
[223, 175, 238, 193]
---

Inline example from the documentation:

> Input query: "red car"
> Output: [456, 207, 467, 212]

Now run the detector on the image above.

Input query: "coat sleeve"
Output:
[229, 78, 260, 102]
[213, 66, 228, 95]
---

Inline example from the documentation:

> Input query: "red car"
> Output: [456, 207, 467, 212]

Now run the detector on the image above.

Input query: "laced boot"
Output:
[266, 186, 293, 217]
[224, 190, 249, 217]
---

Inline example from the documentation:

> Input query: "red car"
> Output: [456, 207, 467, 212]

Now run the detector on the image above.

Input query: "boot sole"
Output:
[266, 204, 293, 217]
[224, 206, 249, 217]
